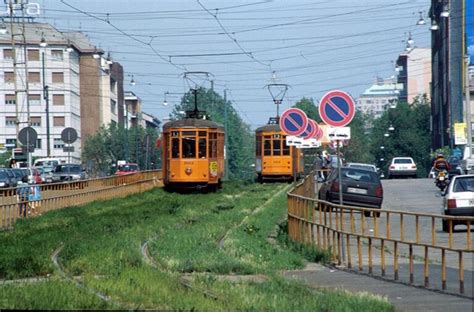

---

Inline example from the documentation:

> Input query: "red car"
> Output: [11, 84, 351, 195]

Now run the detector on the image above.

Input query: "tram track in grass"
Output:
[0, 182, 394, 311]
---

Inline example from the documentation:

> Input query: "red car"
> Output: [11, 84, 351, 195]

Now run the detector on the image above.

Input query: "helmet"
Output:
[436, 153, 444, 158]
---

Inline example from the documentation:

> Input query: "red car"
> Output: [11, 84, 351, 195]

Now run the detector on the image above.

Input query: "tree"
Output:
[369, 100, 431, 176]
[82, 124, 160, 177]
[171, 87, 254, 180]
[292, 97, 320, 122]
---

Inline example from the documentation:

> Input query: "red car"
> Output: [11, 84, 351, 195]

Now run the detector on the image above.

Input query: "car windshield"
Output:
[342, 168, 378, 183]
[394, 158, 413, 164]
[453, 177, 474, 192]
[0, 171, 7, 178]
[118, 164, 138, 172]
[55, 165, 81, 173]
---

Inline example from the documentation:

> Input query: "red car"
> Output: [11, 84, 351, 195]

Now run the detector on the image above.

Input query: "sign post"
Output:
[319, 90, 356, 265]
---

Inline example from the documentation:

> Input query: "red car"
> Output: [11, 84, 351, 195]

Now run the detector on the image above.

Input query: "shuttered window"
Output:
[27, 49, 39, 61]
[53, 116, 65, 127]
[3, 49, 12, 60]
[52, 72, 64, 83]
[4, 72, 14, 83]
[28, 72, 40, 83]
[53, 94, 64, 105]
[30, 116, 41, 127]
[5, 94, 15, 105]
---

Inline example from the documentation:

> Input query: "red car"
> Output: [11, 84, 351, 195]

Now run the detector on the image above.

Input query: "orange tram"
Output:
[255, 120, 304, 182]
[162, 117, 225, 190]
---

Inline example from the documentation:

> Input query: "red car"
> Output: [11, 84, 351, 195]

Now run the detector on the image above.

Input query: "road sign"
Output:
[18, 127, 37, 146]
[318, 90, 355, 127]
[315, 125, 323, 141]
[61, 127, 78, 143]
[300, 119, 319, 140]
[454, 123, 467, 145]
[286, 136, 321, 148]
[327, 126, 351, 141]
[279, 108, 308, 136]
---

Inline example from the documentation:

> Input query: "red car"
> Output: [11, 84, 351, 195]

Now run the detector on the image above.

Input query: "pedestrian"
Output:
[17, 176, 30, 217]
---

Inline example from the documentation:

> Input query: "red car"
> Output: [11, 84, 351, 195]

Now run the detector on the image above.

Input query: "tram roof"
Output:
[255, 124, 282, 133]
[163, 118, 224, 130]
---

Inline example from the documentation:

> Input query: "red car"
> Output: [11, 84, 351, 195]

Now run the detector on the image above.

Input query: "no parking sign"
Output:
[279, 108, 308, 136]
[319, 90, 355, 127]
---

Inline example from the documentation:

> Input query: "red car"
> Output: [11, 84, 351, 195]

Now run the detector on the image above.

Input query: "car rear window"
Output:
[453, 177, 474, 192]
[348, 164, 376, 172]
[394, 158, 413, 164]
[343, 169, 379, 183]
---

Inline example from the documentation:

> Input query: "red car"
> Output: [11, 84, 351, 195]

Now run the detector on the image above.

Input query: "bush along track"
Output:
[0, 181, 393, 311]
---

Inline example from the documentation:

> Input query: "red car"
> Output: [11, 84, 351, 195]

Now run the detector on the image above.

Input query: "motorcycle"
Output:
[435, 170, 449, 192]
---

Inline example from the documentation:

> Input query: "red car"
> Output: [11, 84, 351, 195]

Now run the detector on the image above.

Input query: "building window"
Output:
[53, 116, 65, 127]
[30, 116, 41, 127]
[4, 72, 15, 83]
[110, 79, 116, 93]
[6, 138, 16, 149]
[3, 49, 12, 60]
[28, 94, 41, 105]
[5, 94, 15, 105]
[52, 72, 64, 83]
[111, 99, 116, 114]
[53, 138, 64, 149]
[27, 49, 40, 61]
[28, 72, 40, 83]
[53, 94, 64, 105]
[51, 50, 63, 61]
[35, 139, 41, 149]
[5, 116, 16, 127]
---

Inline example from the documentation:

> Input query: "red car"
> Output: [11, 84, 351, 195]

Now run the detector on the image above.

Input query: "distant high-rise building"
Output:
[395, 48, 432, 104]
[357, 77, 402, 119]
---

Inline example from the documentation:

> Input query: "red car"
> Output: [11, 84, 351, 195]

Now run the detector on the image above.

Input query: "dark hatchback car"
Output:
[447, 156, 462, 176]
[319, 167, 384, 217]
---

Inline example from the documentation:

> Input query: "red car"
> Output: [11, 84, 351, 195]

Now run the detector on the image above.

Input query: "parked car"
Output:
[346, 162, 377, 172]
[428, 167, 437, 179]
[388, 157, 417, 179]
[2, 168, 17, 187]
[0, 169, 15, 189]
[51, 164, 87, 182]
[441, 174, 474, 232]
[115, 163, 139, 176]
[447, 156, 462, 176]
[38, 166, 55, 184]
[11, 168, 27, 185]
[24, 167, 43, 184]
[318, 167, 384, 217]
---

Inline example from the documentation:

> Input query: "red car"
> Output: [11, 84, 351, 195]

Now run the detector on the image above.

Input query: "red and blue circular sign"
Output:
[300, 119, 319, 140]
[280, 108, 308, 136]
[319, 90, 355, 127]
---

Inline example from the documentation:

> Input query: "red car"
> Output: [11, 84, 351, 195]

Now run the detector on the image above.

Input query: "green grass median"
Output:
[0, 181, 393, 311]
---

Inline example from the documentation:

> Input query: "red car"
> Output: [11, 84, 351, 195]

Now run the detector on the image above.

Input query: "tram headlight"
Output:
[185, 167, 192, 175]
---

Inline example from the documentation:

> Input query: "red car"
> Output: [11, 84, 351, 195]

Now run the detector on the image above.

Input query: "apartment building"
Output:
[357, 77, 402, 119]
[0, 22, 123, 163]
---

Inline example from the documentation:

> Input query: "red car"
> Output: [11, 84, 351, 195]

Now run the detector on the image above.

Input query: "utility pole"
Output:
[466, 56, 472, 158]
[42, 51, 50, 157]
[224, 89, 229, 180]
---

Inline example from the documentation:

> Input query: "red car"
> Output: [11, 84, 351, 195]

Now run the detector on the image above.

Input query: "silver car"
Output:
[442, 174, 474, 231]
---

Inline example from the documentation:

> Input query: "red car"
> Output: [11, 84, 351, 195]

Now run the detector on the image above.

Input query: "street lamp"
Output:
[384, 133, 390, 137]
[430, 19, 440, 31]
[0, 19, 7, 34]
[440, 2, 450, 18]
[388, 124, 395, 131]
[416, 11, 425, 25]
[41, 39, 51, 157]
[130, 75, 136, 86]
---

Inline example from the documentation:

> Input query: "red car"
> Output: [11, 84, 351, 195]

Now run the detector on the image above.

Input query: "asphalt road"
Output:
[331, 178, 473, 297]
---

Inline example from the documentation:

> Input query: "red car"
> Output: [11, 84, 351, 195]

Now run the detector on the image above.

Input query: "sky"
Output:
[33, 0, 431, 128]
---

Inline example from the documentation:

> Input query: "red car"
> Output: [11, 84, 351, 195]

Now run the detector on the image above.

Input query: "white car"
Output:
[442, 174, 474, 232]
[388, 157, 417, 179]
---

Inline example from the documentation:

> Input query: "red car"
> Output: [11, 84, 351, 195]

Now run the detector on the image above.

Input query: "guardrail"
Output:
[0, 170, 162, 229]
[288, 172, 474, 296]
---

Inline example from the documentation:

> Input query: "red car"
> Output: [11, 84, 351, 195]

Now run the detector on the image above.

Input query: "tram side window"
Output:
[182, 137, 196, 158]
[256, 136, 261, 156]
[198, 138, 206, 158]
[172, 138, 180, 158]
[282, 136, 290, 155]
[264, 136, 272, 156]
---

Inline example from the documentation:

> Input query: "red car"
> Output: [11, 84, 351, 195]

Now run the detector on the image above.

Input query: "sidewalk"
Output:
[282, 263, 473, 312]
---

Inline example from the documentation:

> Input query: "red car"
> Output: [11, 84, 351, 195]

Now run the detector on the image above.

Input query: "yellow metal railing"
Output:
[0, 170, 162, 229]
[288, 172, 474, 295]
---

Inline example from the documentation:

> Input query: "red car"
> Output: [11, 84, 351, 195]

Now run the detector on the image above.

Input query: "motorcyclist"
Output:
[433, 153, 450, 174]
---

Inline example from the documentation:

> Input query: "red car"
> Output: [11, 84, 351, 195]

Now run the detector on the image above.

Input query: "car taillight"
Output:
[390, 165, 395, 169]
[447, 199, 457, 209]
[411, 165, 417, 169]
[375, 185, 383, 197]
[330, 181, 339, 192]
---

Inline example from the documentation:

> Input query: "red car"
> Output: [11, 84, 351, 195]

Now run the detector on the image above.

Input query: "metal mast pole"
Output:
[224, 89, 229, 180]
[9, 1, 19, 158]
[466, 56, 472, 158]
[20, 2, 31, 168]
[42, 51, 50, 157]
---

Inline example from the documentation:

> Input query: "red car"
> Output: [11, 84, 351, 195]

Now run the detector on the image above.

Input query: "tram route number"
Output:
[210, 161, 218, 176]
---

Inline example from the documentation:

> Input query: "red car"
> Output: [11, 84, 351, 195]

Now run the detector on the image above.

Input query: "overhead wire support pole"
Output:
[224, 89, 229, 180]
